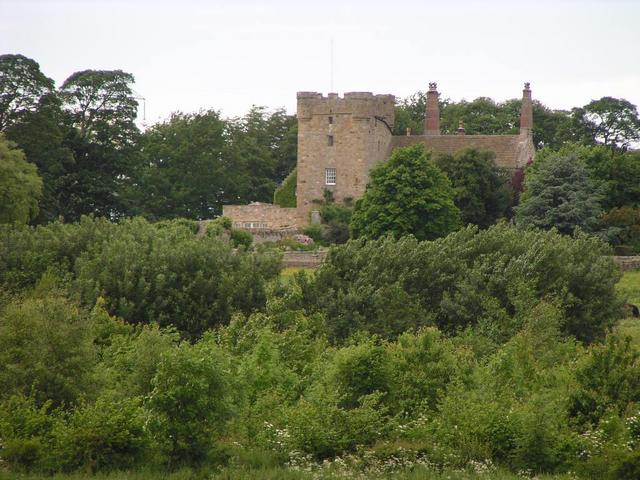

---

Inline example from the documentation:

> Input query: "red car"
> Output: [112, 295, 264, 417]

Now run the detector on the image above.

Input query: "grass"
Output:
[279, 267, 315, 284]
[617, 269, 640, 306]
[615, 269, 640, 346]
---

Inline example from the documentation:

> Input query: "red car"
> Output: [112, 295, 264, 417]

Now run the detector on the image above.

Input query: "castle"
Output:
[223, 83, 535, 230]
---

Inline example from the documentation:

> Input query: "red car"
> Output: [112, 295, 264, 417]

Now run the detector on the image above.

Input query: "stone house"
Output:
[223, 83, 535, 230]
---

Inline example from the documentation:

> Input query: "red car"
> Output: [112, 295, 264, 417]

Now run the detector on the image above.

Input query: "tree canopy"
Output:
[516, 154, 604, 234]
[435, 148, 512, 228]
[350, 144, 461, 241]
[0, 54, 54, 131]
[0, 135, 43, 224]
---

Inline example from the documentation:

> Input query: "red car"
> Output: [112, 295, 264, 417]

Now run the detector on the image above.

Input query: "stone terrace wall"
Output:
[223, 203, 304, 230]
[282, 250, 328, 268]
[614, 256, 640, 271]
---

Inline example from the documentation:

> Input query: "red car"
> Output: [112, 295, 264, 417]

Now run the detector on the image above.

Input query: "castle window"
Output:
[327, 135, 334, 147]
[325, 168, 336, 185]
[328, 116, 333, 124]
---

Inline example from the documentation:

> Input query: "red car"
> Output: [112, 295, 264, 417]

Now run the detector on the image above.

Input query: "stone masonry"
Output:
[223, 83, 536, 230]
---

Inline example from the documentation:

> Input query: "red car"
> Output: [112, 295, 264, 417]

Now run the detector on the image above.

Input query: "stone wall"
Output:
[282, 250, 328, 268]
[613, 256, 640, 271]
[222, 203, 303, 230]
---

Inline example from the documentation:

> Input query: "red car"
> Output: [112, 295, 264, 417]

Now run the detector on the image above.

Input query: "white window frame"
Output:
[325, 168, 336, 186]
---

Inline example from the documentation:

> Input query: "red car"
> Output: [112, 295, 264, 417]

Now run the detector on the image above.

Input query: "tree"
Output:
[73, 217, 281, 338]
[0, 54, 54, 131]
[0, 294, 95, 407]
[298, 224, 621, 343]
[516, 154, 604, 235]
[350, 144, 460, 241]
[572, 97, 640, 151]
[0, 135, 43, 224]
[4, 93, 74, 223]
[59, 70, 141, 220]
[394, 90, 577, 150]
[148, 339, 230, 466]
[435, 148, 512, 228]
[133, 110, 233, 220]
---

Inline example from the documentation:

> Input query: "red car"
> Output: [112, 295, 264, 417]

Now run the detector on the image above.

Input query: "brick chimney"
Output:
[520, 82, 533, 136]
[424, 82, 440, 136]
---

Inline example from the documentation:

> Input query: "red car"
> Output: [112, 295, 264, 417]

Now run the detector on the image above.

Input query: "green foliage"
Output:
[148, 338, 231, 466]
[569, 335, 640, 427]
[602, 207, 640, 254]
[0, 294, 95, 407]
[230, 228, 253, 249]
[298, 224, 621, 343]
[435, 148, 512, 228]
[350, 144, 461, 241]
[73, 217, 280, 338]
[0, 135, 43, 224]
[52, 395, 149, 473]
[393, 92, 575, 150]
[609, 151, 640, 208]
[0, 54, 54, 131]
[572, 97, 640, 151]
[0, 393, 59, 472]
[517, 154, 604, 235]
[59, 69, 141, 220]
[135, 107, 296, 220]
[3, 93, 74, 224]
[0, 215, 115, 293]
[274, 168, 297, 207]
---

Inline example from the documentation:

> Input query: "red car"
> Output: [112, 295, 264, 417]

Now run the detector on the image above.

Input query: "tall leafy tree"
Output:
[350, 144, 460, 241]
[0, 135, 43, 224]
[572, 97, 640, 151]
[0, 54, 54, 131]
[59, 70, 140, 220]
[5, 94, 74, 222]
[133, 110, 236, 220]
[435, 148, 512, 228]
[516, 154, 604, 234]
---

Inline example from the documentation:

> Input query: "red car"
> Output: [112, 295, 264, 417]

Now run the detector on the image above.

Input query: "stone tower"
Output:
[295, 91, 395, 220]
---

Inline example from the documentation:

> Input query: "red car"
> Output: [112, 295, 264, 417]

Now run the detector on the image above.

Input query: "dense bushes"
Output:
[0, 217, 637, 478]
[0, 216, 280, 338]
[296, 223, 621, 343]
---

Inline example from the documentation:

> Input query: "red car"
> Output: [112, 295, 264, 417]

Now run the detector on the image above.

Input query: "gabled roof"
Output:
[388, 134, 533, 170]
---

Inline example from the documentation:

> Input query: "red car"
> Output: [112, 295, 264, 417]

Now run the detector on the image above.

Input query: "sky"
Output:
[2, 0, 639, 127]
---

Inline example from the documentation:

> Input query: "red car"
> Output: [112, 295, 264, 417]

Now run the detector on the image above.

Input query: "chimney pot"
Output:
[520, 82, 533, 136]
[424, 82, 440, 136]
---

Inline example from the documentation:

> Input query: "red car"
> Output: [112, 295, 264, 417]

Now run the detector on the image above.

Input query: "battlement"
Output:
[297, 91, 395, 121]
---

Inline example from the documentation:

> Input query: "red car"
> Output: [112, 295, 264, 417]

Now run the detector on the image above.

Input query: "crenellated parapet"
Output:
[297, 91, 395, 124]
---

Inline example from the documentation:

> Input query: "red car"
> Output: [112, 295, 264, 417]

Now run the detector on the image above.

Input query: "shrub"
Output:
[148, 337, 232, 467]
[74, 217, 280, 338]
[0, 216, 116, 293]
[0, 393, 59, 472]
[297, 224, 621, 343]
[0, 295, 95, 406]
[569, 334, 640, 427]
[274, 169, 297, 208]
[52, 395, 149, 473]
[230, 228, 253, 249]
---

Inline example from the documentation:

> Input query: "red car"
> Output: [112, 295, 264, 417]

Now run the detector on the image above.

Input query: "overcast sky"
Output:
[2, 0, 639, 126]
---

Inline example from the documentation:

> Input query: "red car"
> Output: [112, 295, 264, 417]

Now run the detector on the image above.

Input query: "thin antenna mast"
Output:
[330, 38, 334, 92]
